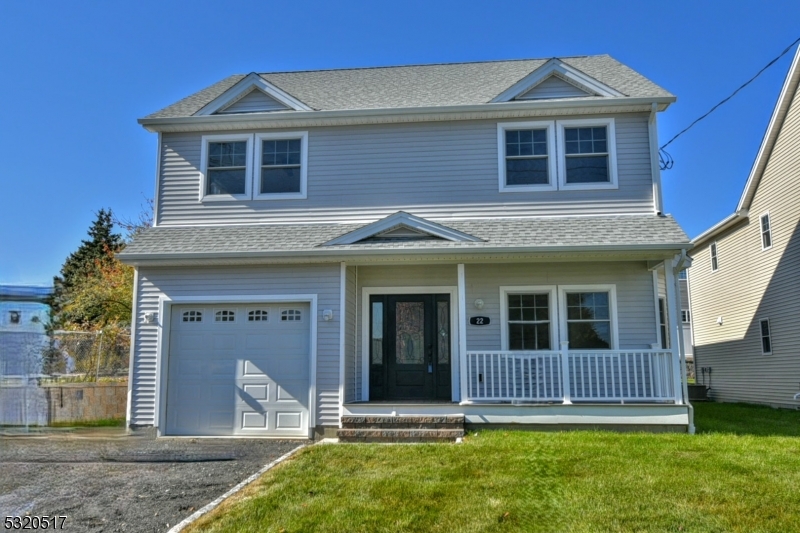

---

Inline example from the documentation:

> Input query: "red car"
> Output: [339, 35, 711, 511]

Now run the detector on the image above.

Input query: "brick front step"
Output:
[337, 428, 464, 443]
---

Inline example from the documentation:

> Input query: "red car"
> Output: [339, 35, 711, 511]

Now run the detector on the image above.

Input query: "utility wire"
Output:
[660, 36, 800, 170]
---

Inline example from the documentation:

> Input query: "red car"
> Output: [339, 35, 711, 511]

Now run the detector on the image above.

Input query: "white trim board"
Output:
[325, 211, 482, 246]
[154, 294, 318, 439]
[360, 285, 460, 402]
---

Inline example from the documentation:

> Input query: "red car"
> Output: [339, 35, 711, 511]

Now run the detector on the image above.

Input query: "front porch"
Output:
[339, 257, 692, 432]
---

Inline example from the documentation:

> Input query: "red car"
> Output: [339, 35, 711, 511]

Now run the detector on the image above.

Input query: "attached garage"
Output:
[163, 302, 312, 437]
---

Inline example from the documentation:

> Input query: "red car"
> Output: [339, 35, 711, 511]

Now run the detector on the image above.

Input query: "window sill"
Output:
[558, 181, 618, 191]
[499, 184, 558, 193]
[254, 192, 308, 201]
[201, 194, 251, 202]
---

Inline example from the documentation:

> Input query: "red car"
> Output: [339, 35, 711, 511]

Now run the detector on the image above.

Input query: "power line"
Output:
[660, 36, 800, 170]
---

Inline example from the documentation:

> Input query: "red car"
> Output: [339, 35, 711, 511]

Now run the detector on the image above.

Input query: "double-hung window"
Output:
[506, 292, 553, 350]
[710, 242, 719, 272]
[760, 319, 772, 355]
[760, 213, 772, 250]
[200, 132, 307, 201]
[498, 118, 617, 192]
[558, 118, 617, 189]
[498, 122, 557, 191]
[561, 287, 616, 349]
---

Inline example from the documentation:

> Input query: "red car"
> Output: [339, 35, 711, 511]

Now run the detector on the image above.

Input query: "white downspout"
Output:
[672, 251, 695, 434]
[457, 264, 468, 403]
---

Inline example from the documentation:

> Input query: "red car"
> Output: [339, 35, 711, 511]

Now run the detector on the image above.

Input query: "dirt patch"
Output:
[0, 429, 302, 532]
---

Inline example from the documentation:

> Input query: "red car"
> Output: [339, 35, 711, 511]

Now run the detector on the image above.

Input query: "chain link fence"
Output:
[47, 329, 130, 381]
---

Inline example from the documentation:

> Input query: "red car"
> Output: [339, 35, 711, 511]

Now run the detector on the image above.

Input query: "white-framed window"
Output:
[254, 132, 308, 200]
[658, 298, 669, 349]
[497, 121, 557, 192]
[559, 285, 618, 349]
[710, 242, 719, 272]
[760, 212, 772, 250]
[497, 118, 617, 192]
[199, 134, 254, 201]
[281, 309, 302, 322]
[500, 286, 557, 350]
[678, 270, 688, 280]
[557, 118, 618, 190]
[215, 309, 236, 322]
[681, 310, 691, 324]
[759, 318, 772, 355]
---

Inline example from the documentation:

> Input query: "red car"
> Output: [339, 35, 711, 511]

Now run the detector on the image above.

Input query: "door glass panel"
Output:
[437, 301, 449, 363]
[395, 302, 425, 364]
[371, 302, 383, 365]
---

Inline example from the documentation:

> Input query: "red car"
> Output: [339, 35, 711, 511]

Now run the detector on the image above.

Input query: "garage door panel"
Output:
[166, 302, 311, 437]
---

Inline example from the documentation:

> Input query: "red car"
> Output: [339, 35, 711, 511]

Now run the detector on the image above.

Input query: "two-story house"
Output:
[688, 46, 800, 409]
[119, 55, 694, 440]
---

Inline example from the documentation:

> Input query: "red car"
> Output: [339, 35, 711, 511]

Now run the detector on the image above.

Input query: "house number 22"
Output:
[469, 316, 490, 326]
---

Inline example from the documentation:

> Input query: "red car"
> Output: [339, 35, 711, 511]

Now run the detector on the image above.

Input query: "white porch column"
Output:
[457, 264, 467, 402]
[560, 341, 571, 404]
[664, 260, 684, 404]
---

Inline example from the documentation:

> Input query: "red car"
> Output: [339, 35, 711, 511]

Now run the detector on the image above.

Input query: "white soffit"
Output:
[492, 58, 625, 103]
[322, 212, 483, 246]
[195, 72, 312, 115]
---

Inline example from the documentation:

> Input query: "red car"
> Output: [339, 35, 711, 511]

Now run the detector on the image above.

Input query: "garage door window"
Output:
[215, 310, 236, 322]
[182, 310, 203, 322]
[281, 309, 302, 321]
[248, 309, 269, 322]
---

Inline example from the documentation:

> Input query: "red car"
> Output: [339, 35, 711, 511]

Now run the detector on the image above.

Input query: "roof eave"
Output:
[119, 242, 691, 265]
[691, 210, 749, 249]
[138, 96, 676, 132]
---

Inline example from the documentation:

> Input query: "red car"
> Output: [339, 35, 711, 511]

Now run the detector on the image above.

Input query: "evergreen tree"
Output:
[49, 209, 123, 329]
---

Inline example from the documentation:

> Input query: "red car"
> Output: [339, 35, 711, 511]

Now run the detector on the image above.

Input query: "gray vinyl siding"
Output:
[156, 113, 655, 225]
[344, 266, 357, 403]
[464, 262, 659, 351]
[218, 89, 288, 114]
[689, 80, 800, 408]
[518, 76, 590, 99]
[130, 263, 342, 428]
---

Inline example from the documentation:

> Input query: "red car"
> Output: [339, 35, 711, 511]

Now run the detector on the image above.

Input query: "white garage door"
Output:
[165, 302, 310, 437]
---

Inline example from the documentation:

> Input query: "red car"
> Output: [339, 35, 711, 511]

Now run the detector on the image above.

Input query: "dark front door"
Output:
[369, 294, 451, 401]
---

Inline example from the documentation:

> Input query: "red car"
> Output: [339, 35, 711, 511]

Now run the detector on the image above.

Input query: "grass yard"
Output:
[188, 403, 800, 533]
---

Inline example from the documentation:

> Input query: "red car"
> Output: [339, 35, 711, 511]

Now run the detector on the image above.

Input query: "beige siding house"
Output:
[120, 55, 695, 440]
[689, 47, 800, 408]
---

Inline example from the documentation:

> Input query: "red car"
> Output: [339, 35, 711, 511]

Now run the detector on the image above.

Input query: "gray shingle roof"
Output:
[144, 55, 673, 119]
[120, 215, 689, 260]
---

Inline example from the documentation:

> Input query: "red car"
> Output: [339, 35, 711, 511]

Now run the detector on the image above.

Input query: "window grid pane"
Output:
[504, 129, 549, 186]
[761, 214, 772, 248]
[566, 291, 612, 349]
[711, 243, 718, 271]
[507, 293, 551, 350]
[564, 126, 610, 184]
[760, 319, 772, 354]
[261, 139, 302, 194]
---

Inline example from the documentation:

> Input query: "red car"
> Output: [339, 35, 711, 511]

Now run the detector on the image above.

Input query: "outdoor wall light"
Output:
[474, 299, 484, 310]
[143, 312, 158, 324]
[322, 309, 334, 321]
[717, 316, 724, 325]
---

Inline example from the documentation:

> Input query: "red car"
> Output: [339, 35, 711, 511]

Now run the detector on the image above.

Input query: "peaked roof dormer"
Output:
[491, 58, 625, 103]
[323, 212, 483, 246]
[194, 72, 312, 115]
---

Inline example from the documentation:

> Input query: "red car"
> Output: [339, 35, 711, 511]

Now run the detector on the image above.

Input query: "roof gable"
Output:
[516, 74, 594, 100]
[194, 72, 312, 115]
[322, 212, 483, 246]
[216, 87, 290, 114]
[491, 58, 624, 103]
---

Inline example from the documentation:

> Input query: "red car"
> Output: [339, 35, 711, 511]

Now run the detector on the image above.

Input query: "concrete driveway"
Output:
[0, 427, 303, 532]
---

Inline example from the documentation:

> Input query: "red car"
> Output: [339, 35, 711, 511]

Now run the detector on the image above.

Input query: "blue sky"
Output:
[1, 0, 799, 284]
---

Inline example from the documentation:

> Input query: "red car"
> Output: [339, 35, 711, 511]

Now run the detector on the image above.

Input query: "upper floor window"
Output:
[760, 213, 772, 250]
[200, 132, 307, 201]
[498, 119, 617, 193]
[710, 242, 719, 272]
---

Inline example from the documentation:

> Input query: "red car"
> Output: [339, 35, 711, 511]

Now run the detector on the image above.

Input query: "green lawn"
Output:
[189, 403, 800, 533]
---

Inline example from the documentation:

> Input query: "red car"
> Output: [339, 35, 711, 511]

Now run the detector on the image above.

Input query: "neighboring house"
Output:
[679, 272, 694, 368]
[0, 284, 51, 377]
[688, 46, 800, 409]
[119, 55, 694, 439]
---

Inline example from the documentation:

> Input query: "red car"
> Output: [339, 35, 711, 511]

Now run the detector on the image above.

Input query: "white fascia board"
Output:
[138, 96, 675, 133]
[690, 211, 748, 250]
[195, 73, 312, 115]
[118, 242, 692, 265]
[322, 211, 483, 245]
[736, 46, 800, 212]
[491, 59, 625, 103]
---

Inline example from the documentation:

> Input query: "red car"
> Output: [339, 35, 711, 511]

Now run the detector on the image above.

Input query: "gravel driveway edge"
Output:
[167, 444, 307, 533]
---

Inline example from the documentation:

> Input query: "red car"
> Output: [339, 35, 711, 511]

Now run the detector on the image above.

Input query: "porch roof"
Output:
[119, 215, 690, 264]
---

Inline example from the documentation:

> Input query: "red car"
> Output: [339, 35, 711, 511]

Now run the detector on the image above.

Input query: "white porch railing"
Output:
[463, 349, 678, 404]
